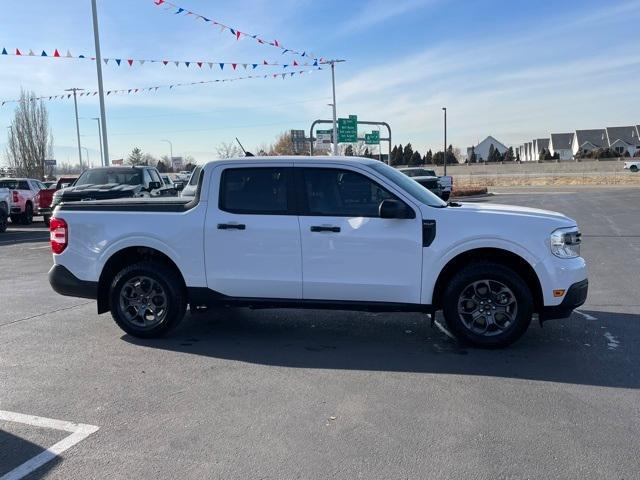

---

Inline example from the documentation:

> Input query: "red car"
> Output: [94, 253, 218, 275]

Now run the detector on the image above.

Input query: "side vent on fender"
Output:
[422, 220, 436, 247]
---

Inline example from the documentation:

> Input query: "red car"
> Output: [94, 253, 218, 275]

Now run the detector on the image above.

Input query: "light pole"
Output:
[442, 107, 447, 176]
[92, 117, 103, 166]
[65, 88, 84, 168]
[161, 139, 173, 168]
[326, 59, 345, 156]
[82, 147, 91, 168]
[92, 0, 109, 166]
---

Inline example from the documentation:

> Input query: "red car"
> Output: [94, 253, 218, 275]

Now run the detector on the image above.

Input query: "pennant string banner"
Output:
[151, 0, 320, 61]
[0, 47, 322, 69]
[0, 68, 322, 107]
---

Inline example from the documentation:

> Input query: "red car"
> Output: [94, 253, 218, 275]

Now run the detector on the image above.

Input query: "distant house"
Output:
[549, 133, 574, 161]
[466, 136, 508, 162]
[532, 138, 550, 161]
[605, 126, 640, 156]
[572, 129, 608, 156]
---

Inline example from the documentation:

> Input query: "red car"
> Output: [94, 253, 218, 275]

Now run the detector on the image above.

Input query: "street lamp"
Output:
[161, 139, 173, 168]
[326, 59, 345, 156]
[442, 107, 447, 176]
[65, 87, 84, 168]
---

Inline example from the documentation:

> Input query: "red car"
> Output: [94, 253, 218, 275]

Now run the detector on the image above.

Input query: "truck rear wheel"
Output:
[22, 203, 33, 225]
[442, 261, 532, 348]
[109, 261, 186, 338]
[0, 209, 7, 233]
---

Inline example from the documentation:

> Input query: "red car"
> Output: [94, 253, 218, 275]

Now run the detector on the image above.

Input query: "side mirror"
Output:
[379, 199, 413, 219]
[148, 181, 162, 191]
[175, 182, 184, 191]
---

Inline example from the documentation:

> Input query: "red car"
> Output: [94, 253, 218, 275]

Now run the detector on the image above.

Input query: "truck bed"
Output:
[56, 197, 198, 213]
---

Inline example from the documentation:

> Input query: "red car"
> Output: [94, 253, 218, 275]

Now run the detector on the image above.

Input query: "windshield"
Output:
[370, 163, 447, 207]
[400, 168, 436, 178]
[0, 180, 29, 190]
[75, 168, 142, 186]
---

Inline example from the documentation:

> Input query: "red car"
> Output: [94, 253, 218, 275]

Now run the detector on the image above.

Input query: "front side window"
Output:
[301, 168, 398, 217]
[220, 167, 289, 214]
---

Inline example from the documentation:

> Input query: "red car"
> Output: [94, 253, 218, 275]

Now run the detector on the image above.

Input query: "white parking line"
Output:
[575, 310, 598, 321]
[433, 320, 457, 340]
[0, 410, 99, 480]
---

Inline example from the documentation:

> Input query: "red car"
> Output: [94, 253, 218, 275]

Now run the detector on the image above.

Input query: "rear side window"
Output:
[189, 166, 202, 186]
[219, 168, 290, 215]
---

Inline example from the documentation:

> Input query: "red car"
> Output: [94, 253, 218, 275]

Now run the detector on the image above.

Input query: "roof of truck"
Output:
[203, 156, 381, 167]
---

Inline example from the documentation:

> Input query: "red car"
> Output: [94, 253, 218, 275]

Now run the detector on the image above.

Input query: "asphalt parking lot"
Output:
[1, 185, 639, 479]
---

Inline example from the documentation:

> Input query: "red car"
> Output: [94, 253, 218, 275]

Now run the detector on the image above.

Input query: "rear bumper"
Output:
[10, 206, 22, 214]
[540, 279, 588, 321]
[49, 264, 98, 300]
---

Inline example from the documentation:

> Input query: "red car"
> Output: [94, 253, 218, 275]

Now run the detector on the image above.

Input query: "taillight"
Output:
[12, 191, 19, 203]
[50, 217, 68, 254]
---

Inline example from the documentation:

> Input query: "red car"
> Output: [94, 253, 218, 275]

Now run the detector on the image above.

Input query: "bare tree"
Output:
[268, 132, 296, 156]
[6, 89, 54, 178]
[216, 142, 243, 159]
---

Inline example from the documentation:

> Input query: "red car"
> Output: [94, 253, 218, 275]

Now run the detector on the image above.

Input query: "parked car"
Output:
[50, 166, 173, 210]
[0, 178, 44, 224]
[624, 161, 640, 172]
[0, 187, 9, 233]
[49, 156, 588, 348]
[179, 166, 202, 198]
[160, 174, 182, 194]
[37, 176, 80, 226]
[398, 167, 453, 201]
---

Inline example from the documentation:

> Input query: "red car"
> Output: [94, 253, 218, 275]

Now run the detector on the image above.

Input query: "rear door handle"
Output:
[310, 226, 340, 233]
[218, 223, 246, 230]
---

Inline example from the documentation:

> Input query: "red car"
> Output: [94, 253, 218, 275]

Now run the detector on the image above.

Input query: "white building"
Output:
[549, 133, 574, 161]
[572, 129, 608, 156]
[605, 126, 640, 156]
[466, 136, 508, 162]
[532, 138, 550, 161]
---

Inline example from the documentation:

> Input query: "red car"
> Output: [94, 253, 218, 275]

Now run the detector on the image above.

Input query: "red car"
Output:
[36, 176, 78, 226]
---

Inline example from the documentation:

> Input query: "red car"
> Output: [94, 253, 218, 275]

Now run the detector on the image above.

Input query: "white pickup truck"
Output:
[48, 156, 588, 347]
[0, 187, 9, 233]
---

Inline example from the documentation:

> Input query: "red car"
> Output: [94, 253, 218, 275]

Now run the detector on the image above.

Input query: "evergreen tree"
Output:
[516, 149, 521, 162]
[156, 160, 168, 173]
[344, 145, 354, 156]
[425, 149, 433, 164]
[390, 145, 398, 164]
[403, 143, 414, 165]
[487, 144, 495, 163]
[392, 145, 404, 166]
[364, 147, 371, 158]
[504, 146, 515, 162]
[127, 147, 144, 166]
[469, 146, 477, 163]
[411, 150, 422, 166]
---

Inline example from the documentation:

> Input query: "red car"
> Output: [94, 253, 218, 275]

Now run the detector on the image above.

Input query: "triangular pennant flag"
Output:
[293, 60, 298, 66]
[229, 28, 236, 35]
[174, 61, 179, 67]
[53, 49, 60, 57]
[115, 58, 121, 65]
[1, 48, 7, 55]
[313, 60, 318, 66]
[139, 59, 145, 65]
[106, 91, 111, 95]
[283, 49, 289, 54]
[252, 64, 258, 69]
[202, 17, 210, 22]
[207, 62, 213, 69]
[128, 89, 132, 94]
[78, 55, 85, 58]
[219, 63, 224, 70]
[104, 58, 109, 64]
[274, 40, 280, 47]
[169, 85, 174, 89]
[219, 25, 226, 32]
[282, 73, 286, 79]
[127, 59, 133, 66]
[175, 7, 184, 14]
[302, 52, 306, 57]
[162, 60, 169, 65]
[231, 63, 237, 70]
[41, 50, 47, 57]
[263, 60, 268, 65]
[258, 38, 264, 44]
[154, 0, 165, 5]
[28, 49, 35, 56]
[242, 64, 247, 70]
[67, 94, 72, 98]
[135, 88, 139, 93]
[236, 30, 242, 40]
[66, 50, 73, 58]
[197, 61, 203, 68]
[15, 48, 22, 56]
[155, 87, 159, 91]
[93, 92, 97, 96]
[184, 61, 190, 67]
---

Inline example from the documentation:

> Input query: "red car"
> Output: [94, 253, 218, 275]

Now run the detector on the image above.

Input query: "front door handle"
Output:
[310, 226, 340, 233]
[218, 223, 246, 230]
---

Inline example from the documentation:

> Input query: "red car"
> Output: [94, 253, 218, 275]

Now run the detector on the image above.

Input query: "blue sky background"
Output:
[1, 0, 639, 164]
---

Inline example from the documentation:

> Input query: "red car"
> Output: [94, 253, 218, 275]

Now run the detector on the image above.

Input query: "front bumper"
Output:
[49, 264, 98, 300]
[540, 279, 588, 320]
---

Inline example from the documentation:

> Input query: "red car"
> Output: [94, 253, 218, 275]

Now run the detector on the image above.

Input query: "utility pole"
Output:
[65, 88, 84, 169]
[82, 147, 91, 168]
[442, 107, 447, 176]
[326, 59, 345, 156]
[92, 0, 109, 166]
[92, 117, 103, 166]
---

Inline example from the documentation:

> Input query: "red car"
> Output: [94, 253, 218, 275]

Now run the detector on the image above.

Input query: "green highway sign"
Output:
[337, 115, 358, 143]
[364, 131, 380, 145]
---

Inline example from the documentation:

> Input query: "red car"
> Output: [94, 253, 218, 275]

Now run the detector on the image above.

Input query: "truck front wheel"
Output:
[442, 262, 532, 348]
[109, 261, 186, 338]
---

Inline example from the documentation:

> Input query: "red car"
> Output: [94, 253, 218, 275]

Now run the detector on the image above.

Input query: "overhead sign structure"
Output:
[364, 131, 380, 145]
[337, 115, 358, 143]
[315, 129, 333, 151]
[44, 159, 57, 166]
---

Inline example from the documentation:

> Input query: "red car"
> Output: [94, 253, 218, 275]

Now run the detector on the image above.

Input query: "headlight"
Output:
[550, 226, 581, 258]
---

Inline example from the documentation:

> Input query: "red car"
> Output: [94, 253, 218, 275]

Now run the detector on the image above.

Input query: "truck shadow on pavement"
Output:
[123, 308, 638, 389]
[0, 430, 60, 478]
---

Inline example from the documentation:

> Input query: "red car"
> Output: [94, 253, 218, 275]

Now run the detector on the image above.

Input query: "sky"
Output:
[1, 0, 639, 165]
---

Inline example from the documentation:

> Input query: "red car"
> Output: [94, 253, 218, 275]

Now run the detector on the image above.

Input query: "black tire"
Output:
[109, 261, 186, 338]
[43, 215, 51, 227]
[441, 192, 451, 201]
[631, 165, 639, 173]
[0, 210, 7, 233]
[442, 261, 533, 348]
[22, 203, 33, 225]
